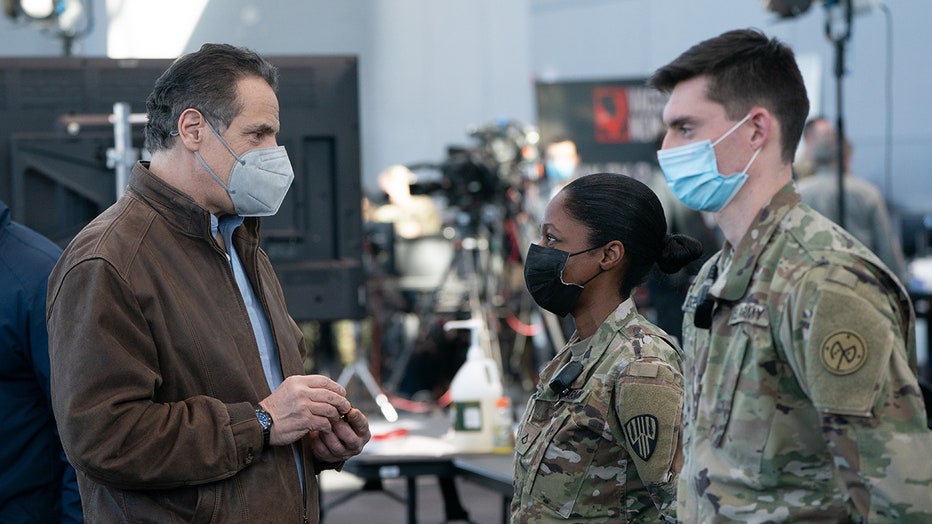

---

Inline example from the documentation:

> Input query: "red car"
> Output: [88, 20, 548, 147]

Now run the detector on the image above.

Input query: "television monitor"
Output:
[0, 55, 365, 321]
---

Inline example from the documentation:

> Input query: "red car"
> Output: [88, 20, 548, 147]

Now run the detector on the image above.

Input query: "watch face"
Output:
[256, 410, 272, 429]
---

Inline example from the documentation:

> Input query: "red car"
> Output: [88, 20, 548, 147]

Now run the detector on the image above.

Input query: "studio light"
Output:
[2, 0, 65, 21]
[2, 0, 92, 56]
[20, 0, 59, 19]
[763, 0, 815, 18]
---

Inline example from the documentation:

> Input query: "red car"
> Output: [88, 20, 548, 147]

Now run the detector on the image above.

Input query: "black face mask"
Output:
[524, 243, 602, 318]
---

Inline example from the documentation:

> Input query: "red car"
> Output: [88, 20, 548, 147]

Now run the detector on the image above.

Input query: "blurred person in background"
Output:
[365, 164, 442, 240]
[523, 136, 581, 225]
[791, 115, 830, 180]
[796, 116, 907, 280]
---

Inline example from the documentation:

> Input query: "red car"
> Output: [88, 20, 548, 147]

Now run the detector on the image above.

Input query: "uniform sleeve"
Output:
[614, 356, 684, 520]
[47, 258, 261, 490]
[790, 263, 932, 521]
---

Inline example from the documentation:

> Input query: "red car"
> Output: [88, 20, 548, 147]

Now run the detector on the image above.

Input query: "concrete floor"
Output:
[319, 469, 508, 524]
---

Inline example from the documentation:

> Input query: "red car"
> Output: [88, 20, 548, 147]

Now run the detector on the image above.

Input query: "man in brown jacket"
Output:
[46, 43, 370, 522]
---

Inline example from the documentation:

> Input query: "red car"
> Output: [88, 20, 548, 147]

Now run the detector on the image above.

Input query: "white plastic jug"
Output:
[445, 319, 504, 453]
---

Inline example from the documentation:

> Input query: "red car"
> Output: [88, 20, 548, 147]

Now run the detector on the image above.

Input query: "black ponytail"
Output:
[657, 233, 704, 274]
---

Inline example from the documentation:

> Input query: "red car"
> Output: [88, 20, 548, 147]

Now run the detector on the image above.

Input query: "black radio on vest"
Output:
[549, 361, 583, 397]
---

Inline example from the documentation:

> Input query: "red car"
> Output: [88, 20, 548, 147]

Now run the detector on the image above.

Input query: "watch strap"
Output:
[254, 405, 272, 448]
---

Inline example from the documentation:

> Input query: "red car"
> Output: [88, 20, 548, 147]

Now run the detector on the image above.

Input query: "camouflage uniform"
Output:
[512, 298, 683, 523]
[679, 183, 932, 522]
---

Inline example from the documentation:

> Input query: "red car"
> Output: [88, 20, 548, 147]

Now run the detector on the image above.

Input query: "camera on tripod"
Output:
[409, 119, 540, 229]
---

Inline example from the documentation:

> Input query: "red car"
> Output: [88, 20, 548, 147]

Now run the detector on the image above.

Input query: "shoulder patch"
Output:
[615, 378, 683, 483]
[803, 284, 895, 416]
[819, 330, 868, 375]
[624, 414, 658, 461]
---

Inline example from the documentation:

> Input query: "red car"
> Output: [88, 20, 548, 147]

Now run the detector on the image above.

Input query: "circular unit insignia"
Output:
[819, 330, 868, 375]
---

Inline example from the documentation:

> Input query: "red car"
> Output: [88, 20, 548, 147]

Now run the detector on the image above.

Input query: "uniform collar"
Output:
[709, 182, 800, 301]
[574, 297, 639, 362]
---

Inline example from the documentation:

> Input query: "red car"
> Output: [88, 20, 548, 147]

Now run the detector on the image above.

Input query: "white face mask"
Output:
[195, 119, 295, 217]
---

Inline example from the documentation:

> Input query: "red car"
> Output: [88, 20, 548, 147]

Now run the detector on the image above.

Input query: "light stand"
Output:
[337, 320, 399, 422]
[57, 102, 147, 200]
[108, 102, 143, 199]
[825, 0, 854, 229]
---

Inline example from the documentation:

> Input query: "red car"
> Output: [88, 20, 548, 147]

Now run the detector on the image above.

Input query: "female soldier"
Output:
[513, 173, 703, 523]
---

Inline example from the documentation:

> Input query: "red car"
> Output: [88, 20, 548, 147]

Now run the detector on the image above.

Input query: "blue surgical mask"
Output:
[545, 158, 577, 182]
[656, 114, 760, 212]
[195, 119, 295, 217]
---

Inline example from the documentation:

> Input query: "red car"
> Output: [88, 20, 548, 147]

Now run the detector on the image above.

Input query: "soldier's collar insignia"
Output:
[624, 414, 658, 462]
[820, 330, 868, 375]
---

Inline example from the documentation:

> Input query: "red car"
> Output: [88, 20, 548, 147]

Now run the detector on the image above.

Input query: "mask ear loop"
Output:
[712, 113, 760, 175]
[195, 151, 233, 193]
[740, 147, 762, 174]
[712, 113, 753, 147]
[203, 119, 247, 167]
[561, 244, 606, 287]
[193, 116, 244, 193]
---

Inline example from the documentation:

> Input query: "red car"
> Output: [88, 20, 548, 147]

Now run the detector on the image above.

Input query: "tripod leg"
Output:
[337, 364, 355, 388]
[338, 321, 399, 422]
[355, 360, 399, 422]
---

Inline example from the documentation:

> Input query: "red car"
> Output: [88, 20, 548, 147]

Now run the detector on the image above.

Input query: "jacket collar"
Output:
[709, 182, 800, 301]
[126, 162, 261, 243]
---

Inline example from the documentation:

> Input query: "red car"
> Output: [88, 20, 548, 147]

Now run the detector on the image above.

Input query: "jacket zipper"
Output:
[225, 227, 307, 522]
[300, 444, 309, 524]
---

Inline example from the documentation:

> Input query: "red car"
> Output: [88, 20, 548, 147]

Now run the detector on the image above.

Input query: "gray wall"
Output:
[531, 0, 932, 215]
[1, 0, 928, 214]
[138, 0, 533, 197]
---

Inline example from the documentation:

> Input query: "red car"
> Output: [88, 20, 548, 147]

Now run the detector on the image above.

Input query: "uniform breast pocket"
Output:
[708, 322, 776, 477]
[517, 390, 606, 519]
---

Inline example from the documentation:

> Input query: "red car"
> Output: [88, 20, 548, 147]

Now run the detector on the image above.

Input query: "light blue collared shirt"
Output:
[213, 214, 283, 390]
[212, 214, 303, 487]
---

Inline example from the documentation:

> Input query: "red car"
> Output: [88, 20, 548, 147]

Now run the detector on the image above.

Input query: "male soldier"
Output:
[649, 29, 932, 521]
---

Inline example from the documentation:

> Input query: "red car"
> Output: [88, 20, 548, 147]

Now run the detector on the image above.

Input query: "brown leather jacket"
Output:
[47, 162, 322, 523]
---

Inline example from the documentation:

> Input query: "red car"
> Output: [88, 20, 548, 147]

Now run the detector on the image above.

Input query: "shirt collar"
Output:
[211, 213, 245, 251]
